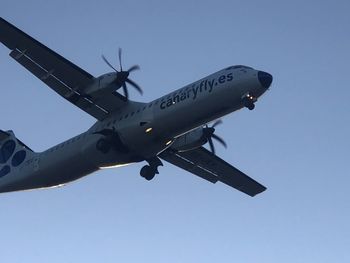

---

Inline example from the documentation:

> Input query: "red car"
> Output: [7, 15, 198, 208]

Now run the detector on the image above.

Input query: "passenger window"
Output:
[131, 112, 135, 116]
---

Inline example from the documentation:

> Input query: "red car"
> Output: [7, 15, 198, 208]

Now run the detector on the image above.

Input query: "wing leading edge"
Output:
[160, 147, 266, 197]
[0, 17, 126, 120]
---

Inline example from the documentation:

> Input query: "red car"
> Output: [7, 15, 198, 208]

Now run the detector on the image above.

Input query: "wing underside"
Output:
[0, 17, 126, 120]
[160, 147, 266, 196]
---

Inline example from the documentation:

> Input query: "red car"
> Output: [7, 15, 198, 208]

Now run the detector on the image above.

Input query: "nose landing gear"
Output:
[140, 157, 163, 181]
[242, 94, 257, 110]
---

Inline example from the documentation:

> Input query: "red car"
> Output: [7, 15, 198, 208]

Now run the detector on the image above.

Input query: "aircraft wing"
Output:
[160, 147, 266, 196]
[0, 17, 126, 120]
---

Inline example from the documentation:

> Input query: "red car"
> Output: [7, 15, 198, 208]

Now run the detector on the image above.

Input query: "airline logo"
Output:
[0, 139, 27, 178]
[160, 73, 233, 109]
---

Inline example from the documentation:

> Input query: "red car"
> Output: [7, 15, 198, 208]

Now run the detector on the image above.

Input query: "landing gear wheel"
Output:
[243, 97, 255, 111]
[140, 165, 156, 181]
[247, 103, 255, 110]
[96, 139, 111, 154]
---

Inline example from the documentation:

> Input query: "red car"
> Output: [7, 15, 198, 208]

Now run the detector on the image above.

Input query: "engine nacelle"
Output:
[85, 73, 118, 95]
[170, 128, 207, 152]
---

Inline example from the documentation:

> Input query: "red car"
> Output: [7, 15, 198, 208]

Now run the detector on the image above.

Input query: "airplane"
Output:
[0, 17, 272, 197]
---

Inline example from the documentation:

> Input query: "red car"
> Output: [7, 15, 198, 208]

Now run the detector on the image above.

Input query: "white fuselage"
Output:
[0, 66, 267, 193]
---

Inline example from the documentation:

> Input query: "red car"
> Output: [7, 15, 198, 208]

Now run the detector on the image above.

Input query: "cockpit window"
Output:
[226, 65, 253, 70]
[0, 140, 16, 164]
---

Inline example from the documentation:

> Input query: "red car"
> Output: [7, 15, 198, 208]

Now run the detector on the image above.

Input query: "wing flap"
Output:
[0, 17, 93, 89]
[160, 147, 266, 196]
[1, 17, 128, 120]
[9, 49, 108, 119]
[160, 150, 219, 183]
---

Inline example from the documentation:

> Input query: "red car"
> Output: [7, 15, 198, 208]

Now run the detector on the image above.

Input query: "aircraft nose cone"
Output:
[258, 71, 273, 89]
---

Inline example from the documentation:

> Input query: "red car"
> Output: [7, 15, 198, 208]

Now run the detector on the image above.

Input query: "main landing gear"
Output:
[140, 157, 163, 181]
[242, 94, 257, 110]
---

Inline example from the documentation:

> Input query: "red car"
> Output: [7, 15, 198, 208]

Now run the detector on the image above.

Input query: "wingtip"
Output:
[250, 186, 267, 197]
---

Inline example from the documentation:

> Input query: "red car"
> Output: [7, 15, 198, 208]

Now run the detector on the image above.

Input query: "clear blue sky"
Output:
[1, 0, 349, 262]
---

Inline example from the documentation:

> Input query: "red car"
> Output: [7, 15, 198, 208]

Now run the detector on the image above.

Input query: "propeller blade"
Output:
[208, 137, 215, 154]
[128, 65, 140, 72]
[122, 83, 129, 99]
[102, 55, 119, 72]
[118, 47, 123, 71]
[126, 78, 143, 95]
[203, 127, 215, 137]
[103, 48, 143, 99]
[212, 134, 227, 148]
[212, 120, 223, 128]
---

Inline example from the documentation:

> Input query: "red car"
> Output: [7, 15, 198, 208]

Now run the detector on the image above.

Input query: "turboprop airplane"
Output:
[0, 17, 272, 196]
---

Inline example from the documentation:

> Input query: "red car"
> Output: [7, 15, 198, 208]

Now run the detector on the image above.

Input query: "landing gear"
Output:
[242, 94, 257, 111]
[140, 165, 156, 181]
[246, 103, 255, 110]
[140, 157, 163, 181]
[96, 139, 111, 153]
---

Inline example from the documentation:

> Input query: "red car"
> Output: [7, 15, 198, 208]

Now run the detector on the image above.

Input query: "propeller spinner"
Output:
[102, 48, 143, 99]
[203, 120, 227, 154]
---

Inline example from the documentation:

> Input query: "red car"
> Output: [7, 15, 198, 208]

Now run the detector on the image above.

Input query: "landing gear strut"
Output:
[140, 157, 163, 181]
[242, 94, 257, 110]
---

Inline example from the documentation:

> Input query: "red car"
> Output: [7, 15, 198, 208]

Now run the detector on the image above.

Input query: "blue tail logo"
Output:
[0, 130, 32, 178]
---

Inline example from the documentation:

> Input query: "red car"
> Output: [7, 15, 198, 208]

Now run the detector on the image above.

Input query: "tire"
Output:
[140, 165, 155, 181]
[243, 96, 255, 111]
[247, 103, 255, 110]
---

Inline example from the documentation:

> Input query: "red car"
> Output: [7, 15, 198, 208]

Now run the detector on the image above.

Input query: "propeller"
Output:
[203, 120, 227, 154]
[102, 48, 143, 99]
